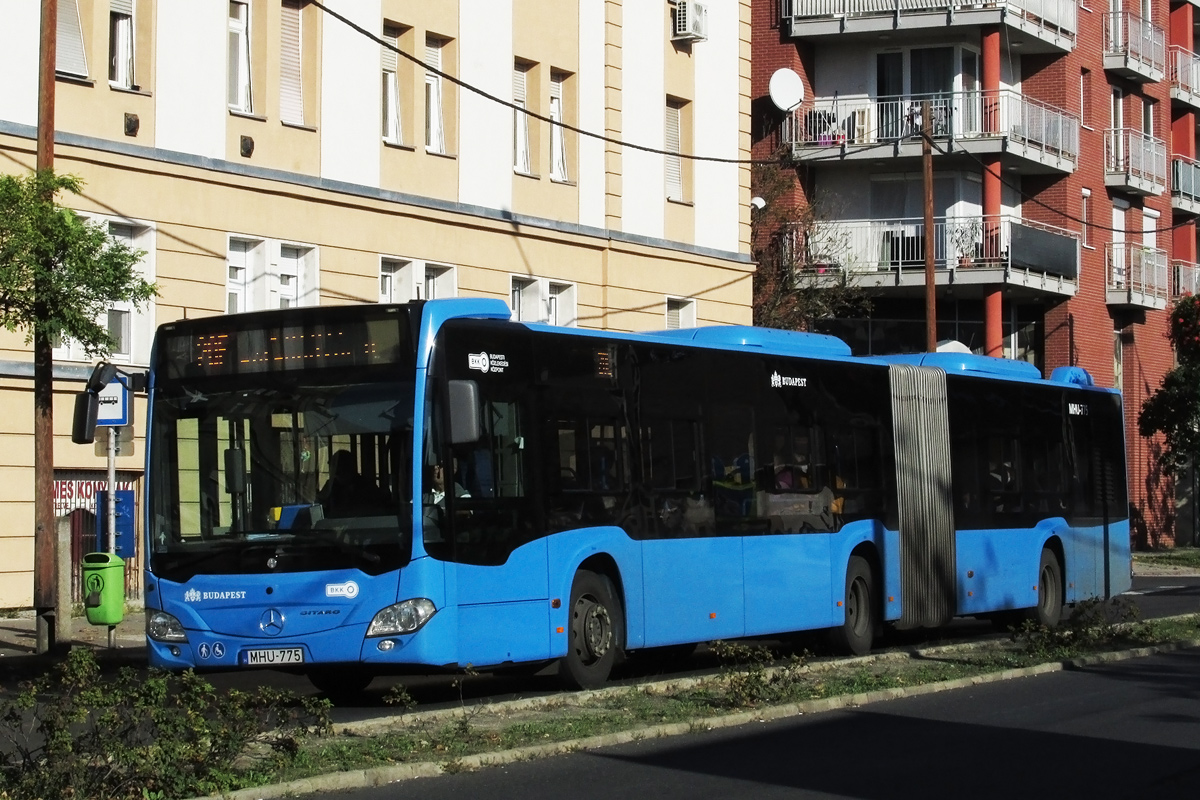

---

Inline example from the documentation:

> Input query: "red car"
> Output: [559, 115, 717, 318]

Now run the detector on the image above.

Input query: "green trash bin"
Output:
[82, 552, 125, 626]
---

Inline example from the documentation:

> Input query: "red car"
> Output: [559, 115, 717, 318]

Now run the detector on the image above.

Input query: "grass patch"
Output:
[1134, 546, 1200, 570]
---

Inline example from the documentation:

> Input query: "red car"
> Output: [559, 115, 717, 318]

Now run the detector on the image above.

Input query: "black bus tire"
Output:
[1026, 548, 1063, 628]
[830, 555, 877, 656]
[561, 570, 623, 689]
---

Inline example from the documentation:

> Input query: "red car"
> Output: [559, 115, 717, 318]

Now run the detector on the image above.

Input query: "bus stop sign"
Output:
[96, 376, 130, 427]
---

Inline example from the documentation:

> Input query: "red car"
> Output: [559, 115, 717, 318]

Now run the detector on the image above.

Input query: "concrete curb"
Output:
[190, 633, 1200, 800]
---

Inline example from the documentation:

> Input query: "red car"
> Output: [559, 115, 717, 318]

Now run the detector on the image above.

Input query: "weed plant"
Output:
[0, 649, 330, 800]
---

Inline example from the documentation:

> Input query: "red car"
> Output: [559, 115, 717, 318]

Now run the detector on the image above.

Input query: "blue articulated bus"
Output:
[134, 298, 1130, 693]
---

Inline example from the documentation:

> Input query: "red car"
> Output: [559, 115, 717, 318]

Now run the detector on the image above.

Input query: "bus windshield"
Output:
[146, 309, 417, 581]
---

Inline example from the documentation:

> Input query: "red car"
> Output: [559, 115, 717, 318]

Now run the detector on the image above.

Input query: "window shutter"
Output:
[56, 0, 89, 77]
[425, 39, 441, 71]
[665, 103, 683, 200]
[280, 0, 304, 125]
[381, 26, 399, 72]
[667, 300, 681, 329]
[512, 66, 526, 105]
[110, 0, 133, 15]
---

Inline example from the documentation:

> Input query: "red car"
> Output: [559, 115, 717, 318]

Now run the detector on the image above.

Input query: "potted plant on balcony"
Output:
[950, 218, 982, 268]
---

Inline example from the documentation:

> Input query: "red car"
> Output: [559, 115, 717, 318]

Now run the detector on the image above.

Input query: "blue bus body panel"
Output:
[743, 533, 833, 635]
[955, 525, 1057, 614]
[640, 536, 745, 646]
[450, 538, 551, 667]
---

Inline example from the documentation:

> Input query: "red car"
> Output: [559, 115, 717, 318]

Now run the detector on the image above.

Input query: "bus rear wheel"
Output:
[831, 555, 877, 656]
[561, 570, 623, 690]
[1026, 549, 1063, 628]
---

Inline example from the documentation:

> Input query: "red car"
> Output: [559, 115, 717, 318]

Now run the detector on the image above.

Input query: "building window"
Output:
[278, 245, 303, 308]
[1081, 188, 1091, 247]
[666, 297, 695, 329]
[108, 0, 134, 88]
[381, 24, 404, 143]
[510, 276, 576, 326]
[1080, 68, 1091, 128]
[380, 257, 457, 302]
[550, 71, 569, 182]
[425, 36, 446, 153]
[57, 0, 89, 78]
[54, 219, 155, 364]
[513, 61, 532, 174]
[280, 0, 304, 125]
[1142, 97, 1156, 136]
[665, 99, 685, 201]
[226, 238, 257, 314]
[228, 2, 253, 112]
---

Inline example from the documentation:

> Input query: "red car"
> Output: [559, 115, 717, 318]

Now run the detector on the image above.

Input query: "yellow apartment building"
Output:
[0, 0, 752, 606]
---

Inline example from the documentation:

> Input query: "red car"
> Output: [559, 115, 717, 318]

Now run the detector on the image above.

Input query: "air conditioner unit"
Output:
[673, 0, 708, 42]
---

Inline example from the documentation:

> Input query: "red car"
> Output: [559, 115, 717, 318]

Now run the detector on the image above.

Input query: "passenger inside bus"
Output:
[422, 461, 470, 541]
[319, 450, 386, 516]
[772, 431, 812, 490]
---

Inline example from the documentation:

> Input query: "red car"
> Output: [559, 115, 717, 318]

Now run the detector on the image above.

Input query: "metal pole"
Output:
[922, 100, 936, 353]
[107, 426, 117, 554]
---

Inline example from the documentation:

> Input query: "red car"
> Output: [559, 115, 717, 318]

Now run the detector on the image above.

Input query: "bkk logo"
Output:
[326, 580, 359, 598]
[468, 351, 509, 374]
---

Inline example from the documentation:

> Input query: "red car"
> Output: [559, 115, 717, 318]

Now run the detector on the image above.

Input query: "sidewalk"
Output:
[0, 610, 146, 671]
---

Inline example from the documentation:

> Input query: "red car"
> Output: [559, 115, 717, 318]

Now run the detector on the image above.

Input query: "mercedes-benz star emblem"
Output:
[259, 608, 285, 636]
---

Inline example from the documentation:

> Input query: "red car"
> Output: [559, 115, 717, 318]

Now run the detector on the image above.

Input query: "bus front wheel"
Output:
[561, 570, 623, 689]
[831, 555, 877, 656]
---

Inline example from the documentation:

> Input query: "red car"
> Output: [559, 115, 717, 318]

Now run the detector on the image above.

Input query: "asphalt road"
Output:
[193, 574, 1200, 722]
[319, 645, 1200, 800]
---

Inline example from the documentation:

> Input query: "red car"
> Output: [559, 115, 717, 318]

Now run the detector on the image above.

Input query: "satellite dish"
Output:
[768, 68, 805, 112]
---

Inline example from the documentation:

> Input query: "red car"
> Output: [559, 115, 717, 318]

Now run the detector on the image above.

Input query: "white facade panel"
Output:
[693, 0, 740, 253]
[459, 0, 514, 211]
[621, 1, 665, 238]
[577, 0, 607, 229]
[0, 5, 40, 128]
[320, 0, 382, 187]
[155, 2, 226, 158]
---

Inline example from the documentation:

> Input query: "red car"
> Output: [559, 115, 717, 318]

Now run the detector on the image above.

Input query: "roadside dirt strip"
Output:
[188, 629, 1200, 800]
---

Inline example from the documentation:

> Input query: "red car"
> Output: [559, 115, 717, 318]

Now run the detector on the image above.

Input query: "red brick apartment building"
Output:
[749, 0, 1197, 546]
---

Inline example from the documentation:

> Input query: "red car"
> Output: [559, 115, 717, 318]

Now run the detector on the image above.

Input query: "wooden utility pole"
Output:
[34, 0, 58, 654]
[922, 100, 936, 353]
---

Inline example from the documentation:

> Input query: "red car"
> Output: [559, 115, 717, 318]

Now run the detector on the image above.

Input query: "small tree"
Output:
[1139, 292, 1200, 475]
[0, 169, 156, 643]
[0, 170, 156, 353]
[751, 154, 871, 332]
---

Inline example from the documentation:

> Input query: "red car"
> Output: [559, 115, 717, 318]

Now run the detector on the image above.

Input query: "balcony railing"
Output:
[782, 0, 1076, 42]
[1106, 242, 1169, 306]
[1104, 128, 1168, 194]
[1104, 11, 1167, 80]
[1173, 260, 1200, 298]
[1173, 156, 1200, 213]
[1170, 46, 1200, 106]
[785, 90, 1078, 164]
[784, 214, 1078, 286]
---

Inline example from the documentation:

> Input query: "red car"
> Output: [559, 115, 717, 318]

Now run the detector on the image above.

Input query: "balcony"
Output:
[1103, 11, 1166, 83]
[1106, 243, 1169, 309]
[1170, 46, 1200, 109]
[1104, 128, 1167, 195]
[789, 214, 1079, 297]
[1173, 157, 1200, 215]
[785, 90, 1078, 173]
[781, 0, 1075, 52]
[1173, 260, 1200, 298]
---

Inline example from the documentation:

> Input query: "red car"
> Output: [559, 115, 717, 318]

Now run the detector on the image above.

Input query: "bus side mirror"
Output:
[448, 380, 481, 444]
[224, 448, 246, 494]
[72, 391, 99, 445]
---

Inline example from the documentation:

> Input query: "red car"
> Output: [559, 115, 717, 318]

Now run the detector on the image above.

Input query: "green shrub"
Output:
[0, 648, 330, 800]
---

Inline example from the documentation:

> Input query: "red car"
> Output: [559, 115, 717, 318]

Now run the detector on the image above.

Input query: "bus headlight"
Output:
[147, 611, 188, 643]
[367, 599, 437, 637]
